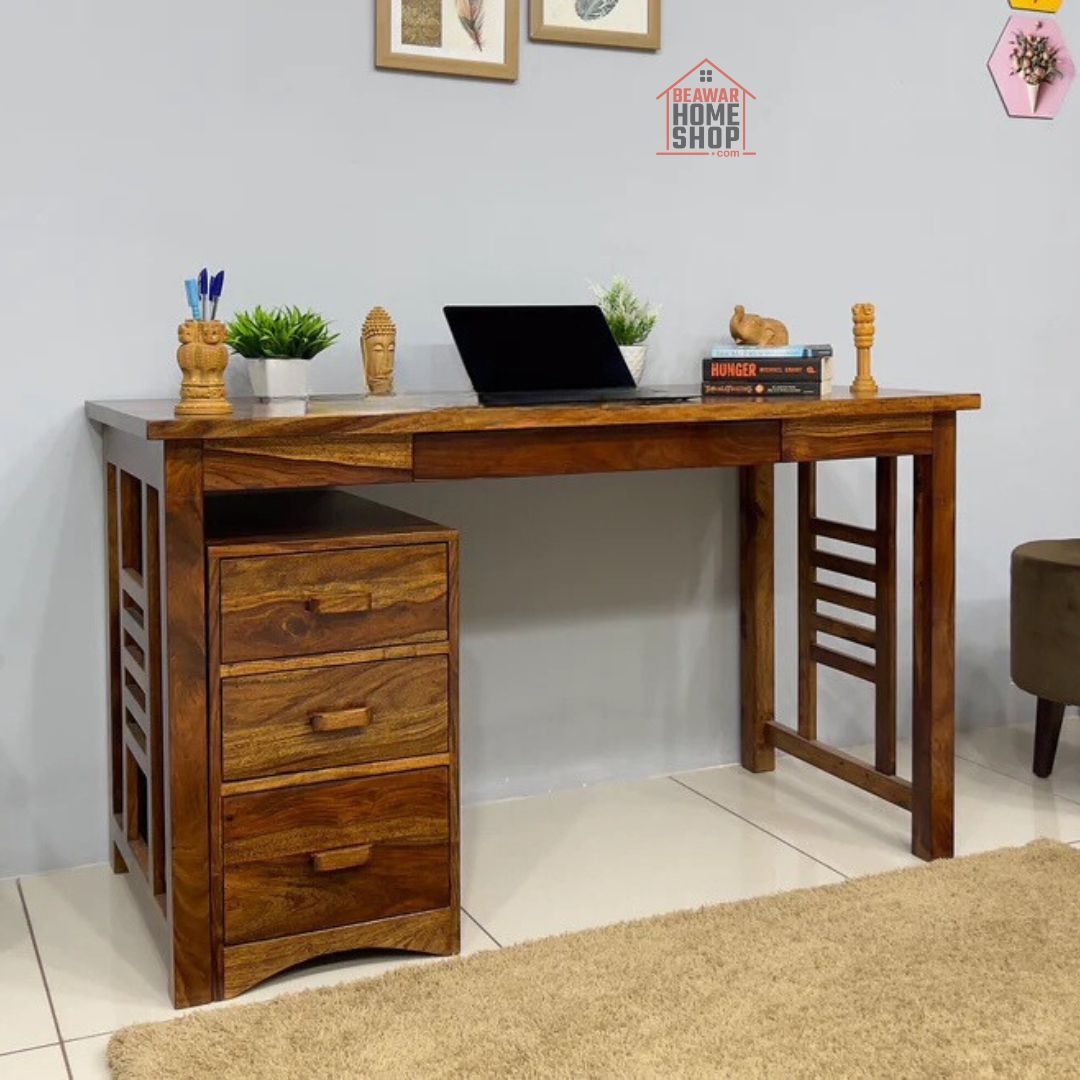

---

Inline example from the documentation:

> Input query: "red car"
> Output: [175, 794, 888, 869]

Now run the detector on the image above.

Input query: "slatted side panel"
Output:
[108, 458, 168, 916]
[778, 459, 908, 808]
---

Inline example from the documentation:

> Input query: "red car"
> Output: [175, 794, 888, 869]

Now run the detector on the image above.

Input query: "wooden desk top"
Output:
[86, 388, 980, 441]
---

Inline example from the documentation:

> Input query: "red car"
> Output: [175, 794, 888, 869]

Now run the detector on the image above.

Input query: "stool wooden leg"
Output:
[1033, 698, 1066, 778]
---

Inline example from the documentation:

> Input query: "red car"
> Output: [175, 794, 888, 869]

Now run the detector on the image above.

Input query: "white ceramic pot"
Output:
[620, 344, 648, 385]
[245, 356, 308, 400]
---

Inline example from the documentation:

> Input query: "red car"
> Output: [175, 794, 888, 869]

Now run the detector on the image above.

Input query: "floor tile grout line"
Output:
[668, 776, 852, 881]
[462, 907, 503, 949]
[953, 748, 1080, 809]
[0, 1042, 62, 1059]
[16, 880, 73, 1080]
[62, 1031, 117, 1045]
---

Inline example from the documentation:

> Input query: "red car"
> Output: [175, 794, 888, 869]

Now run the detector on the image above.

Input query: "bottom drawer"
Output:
[223, 768, 451, 945]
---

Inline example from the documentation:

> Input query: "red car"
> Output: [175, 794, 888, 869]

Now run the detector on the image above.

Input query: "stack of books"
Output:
[702, 343, 834, 398]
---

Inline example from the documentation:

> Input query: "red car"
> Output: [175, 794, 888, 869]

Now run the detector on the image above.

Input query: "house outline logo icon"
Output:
[656, 58, 757, 158]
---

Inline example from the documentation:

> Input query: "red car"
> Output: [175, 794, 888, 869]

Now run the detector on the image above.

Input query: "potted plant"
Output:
[592, 277, 659, 384]
[228, 306, 339, 400]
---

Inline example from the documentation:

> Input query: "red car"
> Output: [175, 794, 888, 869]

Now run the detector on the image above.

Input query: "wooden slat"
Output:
[739, 465, 775, 772]
[811, 582, 877, 616]
[124, 715, 150, 773]
[122, 685, 149, 738]
[875, 457, 898, 777]
[810, 550, 877, 583]
[220, 641, 450, 680]
[911, 413, 957, 861]
[414, 422, 781, 480]
[120, 567, 146, 608]
[797, 463, 817, 740]
[221, 753, 454, 797]
[122, 650, 148, 693]
[120, 606, 148, 651]
[765, 722, 913, 810]
[811, 644, 877, 683]
[107, 464, 123, 822]
[813, 613, 877, 649]
[810, 517, 877, 549]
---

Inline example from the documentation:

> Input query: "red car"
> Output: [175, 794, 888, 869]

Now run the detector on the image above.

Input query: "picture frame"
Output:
[376, 0, 521, 81]
[530, 0, 661, 52]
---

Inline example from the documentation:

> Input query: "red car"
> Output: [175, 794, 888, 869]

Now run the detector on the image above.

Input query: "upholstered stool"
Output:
[1011, 540, 1080, 777]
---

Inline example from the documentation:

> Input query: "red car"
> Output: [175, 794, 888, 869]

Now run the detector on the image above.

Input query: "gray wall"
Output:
[2, 1, 1076, 876]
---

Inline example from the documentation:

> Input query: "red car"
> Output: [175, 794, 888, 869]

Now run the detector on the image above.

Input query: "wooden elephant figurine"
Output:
[729, 305, 790, 347]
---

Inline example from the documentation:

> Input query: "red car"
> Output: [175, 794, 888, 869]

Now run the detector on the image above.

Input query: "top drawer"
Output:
[219, 544, 449, 663]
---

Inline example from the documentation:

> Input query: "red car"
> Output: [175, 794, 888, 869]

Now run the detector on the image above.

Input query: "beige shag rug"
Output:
[109, 841, 1080, 1079]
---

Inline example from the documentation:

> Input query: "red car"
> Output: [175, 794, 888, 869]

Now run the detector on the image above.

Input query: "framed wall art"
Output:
[530, 0, 661, 51]
[376, 0, 520, 81]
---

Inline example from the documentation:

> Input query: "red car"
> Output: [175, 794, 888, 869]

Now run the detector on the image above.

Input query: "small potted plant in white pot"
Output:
[593, 276, 659, 385]
[228, 305, 339, 401]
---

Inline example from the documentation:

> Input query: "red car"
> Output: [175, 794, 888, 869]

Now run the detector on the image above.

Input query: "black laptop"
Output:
[444, 305, 694, 407]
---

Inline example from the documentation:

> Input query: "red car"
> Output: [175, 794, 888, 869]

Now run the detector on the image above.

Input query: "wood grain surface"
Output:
[912, 413, 957, 860]
[221, 655, 449, 780]
[163, 441, 213, 1006]
[222, 908, 455, 999]
[204, 436, 412, 491]
[85, 389, 981, 442]
[739, 465, 775, 773]
[413, 422, 780, 479]
[223, 768, 451, 944]
[219, 544, 448, 662]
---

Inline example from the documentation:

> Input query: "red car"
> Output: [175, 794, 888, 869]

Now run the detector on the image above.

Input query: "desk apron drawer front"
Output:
[222, 768, 452, 944]
[221, 655, 450, 780]
[219, 544, 449, 663]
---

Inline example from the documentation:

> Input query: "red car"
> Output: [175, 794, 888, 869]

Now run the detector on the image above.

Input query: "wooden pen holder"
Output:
[176, 321, 233, 416]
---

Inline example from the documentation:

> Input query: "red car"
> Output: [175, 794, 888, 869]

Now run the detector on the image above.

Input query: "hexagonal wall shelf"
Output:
[1010, 0, 1064, 13]
[989, 16, 1075, 118]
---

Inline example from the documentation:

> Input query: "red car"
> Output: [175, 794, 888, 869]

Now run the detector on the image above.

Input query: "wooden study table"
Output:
[86, 387, 980, 1006]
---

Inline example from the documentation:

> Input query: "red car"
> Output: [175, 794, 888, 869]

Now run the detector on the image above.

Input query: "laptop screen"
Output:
[444, 306, 635, 394]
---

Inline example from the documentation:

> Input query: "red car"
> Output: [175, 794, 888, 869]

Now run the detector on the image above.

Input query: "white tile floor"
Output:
[4, 722, 1080, 1079]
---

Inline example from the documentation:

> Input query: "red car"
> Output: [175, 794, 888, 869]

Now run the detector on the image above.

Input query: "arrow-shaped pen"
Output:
[198, 267, 209, 321]
[209, 270, 225, 321]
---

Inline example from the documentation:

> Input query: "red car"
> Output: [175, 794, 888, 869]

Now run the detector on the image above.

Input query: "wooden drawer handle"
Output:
[309, 706, 373, 734]
[311, 844, 373, 874]
[305, 588, 372, 616]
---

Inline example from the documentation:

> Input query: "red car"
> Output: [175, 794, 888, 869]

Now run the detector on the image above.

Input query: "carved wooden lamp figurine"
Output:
[850, 303, 879, 396]
[176, 319, 232, 416]
[730, 305, 790, 347]
[362, 306, 397, 395]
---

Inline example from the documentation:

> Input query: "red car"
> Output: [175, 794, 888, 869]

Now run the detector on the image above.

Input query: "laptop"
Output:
[444, 305, 695, 407]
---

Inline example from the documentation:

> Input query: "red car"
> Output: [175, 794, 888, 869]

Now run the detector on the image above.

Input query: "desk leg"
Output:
[163, 441, 214, 1005]
[740, 464, 776, 773]
[912, 414, 956, 860]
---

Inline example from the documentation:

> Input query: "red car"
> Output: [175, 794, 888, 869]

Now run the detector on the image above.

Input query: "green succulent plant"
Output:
[227, 306, 339, 360]
[592, 277, 659, 346]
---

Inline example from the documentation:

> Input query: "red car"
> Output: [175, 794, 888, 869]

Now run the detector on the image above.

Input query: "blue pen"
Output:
[209, 270, 225, 320]
[198, 268, 209, 321]
[184, 279, 201, 321]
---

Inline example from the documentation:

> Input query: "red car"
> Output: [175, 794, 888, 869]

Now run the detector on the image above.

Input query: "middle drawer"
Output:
[221, 654, 450, 781]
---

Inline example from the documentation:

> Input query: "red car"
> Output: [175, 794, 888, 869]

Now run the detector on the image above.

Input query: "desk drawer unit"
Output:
[223, 768, 452, 944]
[221, 655, 450, 780]
[219, 544, 449, 663]
[204, 492, 460, 999]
